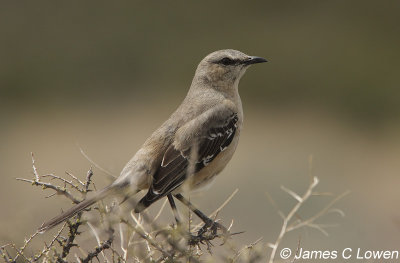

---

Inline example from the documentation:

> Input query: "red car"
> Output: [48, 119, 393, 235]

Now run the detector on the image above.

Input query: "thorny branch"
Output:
[80, 237, 113, 263]
[2, 154, 241, 262]
[266, 156, 349, 263]
[1, 153, 347, 263]
[16, 154, 81, 204]
[2, 154, 96, 263]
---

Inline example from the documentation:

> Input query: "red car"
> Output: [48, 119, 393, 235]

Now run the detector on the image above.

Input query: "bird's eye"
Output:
[219, 57, 235, 65]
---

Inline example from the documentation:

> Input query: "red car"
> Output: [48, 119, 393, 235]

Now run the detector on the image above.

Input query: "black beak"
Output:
[243, 56, 268, 65]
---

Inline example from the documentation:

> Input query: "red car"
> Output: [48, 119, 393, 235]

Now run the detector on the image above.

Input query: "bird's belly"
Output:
[181, 136, 239, 192]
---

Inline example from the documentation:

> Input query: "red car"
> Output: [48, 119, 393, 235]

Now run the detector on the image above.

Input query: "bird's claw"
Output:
[188, 220, 230, 247]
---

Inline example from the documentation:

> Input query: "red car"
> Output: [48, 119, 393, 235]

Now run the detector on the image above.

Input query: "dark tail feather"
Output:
[134, 191, 161, 213]
[38, 185, 115, 233]
[134, 198, 151, 213]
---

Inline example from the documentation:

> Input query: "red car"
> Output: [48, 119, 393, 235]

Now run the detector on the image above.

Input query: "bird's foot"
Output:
[200, 219, 228, 236]
[188, 219, 231, 248]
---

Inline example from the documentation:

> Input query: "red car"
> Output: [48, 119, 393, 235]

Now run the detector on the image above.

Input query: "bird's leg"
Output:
[174, 194, 209, 224]
[174, 193, 228, 236]
[167, 194, 181, 226]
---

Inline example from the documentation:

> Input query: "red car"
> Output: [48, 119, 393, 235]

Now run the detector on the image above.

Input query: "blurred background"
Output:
[1, 1, 400, 261]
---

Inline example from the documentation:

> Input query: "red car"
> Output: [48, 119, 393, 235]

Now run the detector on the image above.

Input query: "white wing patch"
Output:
[203, 155, 214, 166]
[201, 114, 238, 166]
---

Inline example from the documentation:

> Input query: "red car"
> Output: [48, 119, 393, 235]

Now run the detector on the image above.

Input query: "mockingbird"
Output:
[38, 49, 267, 233]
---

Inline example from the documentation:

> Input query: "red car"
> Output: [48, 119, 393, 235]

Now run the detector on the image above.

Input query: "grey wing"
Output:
[134, 113, 238, 212]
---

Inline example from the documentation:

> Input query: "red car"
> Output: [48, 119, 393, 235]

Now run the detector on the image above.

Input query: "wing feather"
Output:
[135, 113, 238, 212]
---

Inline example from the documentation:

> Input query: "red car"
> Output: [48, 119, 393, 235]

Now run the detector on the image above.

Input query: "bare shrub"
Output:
[1, 154, 347, 262]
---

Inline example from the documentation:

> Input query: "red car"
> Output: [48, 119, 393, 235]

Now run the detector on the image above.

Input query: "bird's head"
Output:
[194, 49, 267, 88]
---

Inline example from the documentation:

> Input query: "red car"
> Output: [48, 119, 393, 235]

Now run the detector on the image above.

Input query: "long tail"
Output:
[135, 190, 163, 213]
[38, 185, 116, 233]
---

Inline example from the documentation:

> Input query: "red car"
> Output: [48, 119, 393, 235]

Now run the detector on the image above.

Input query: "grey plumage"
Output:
[38, 49, 267, 232]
